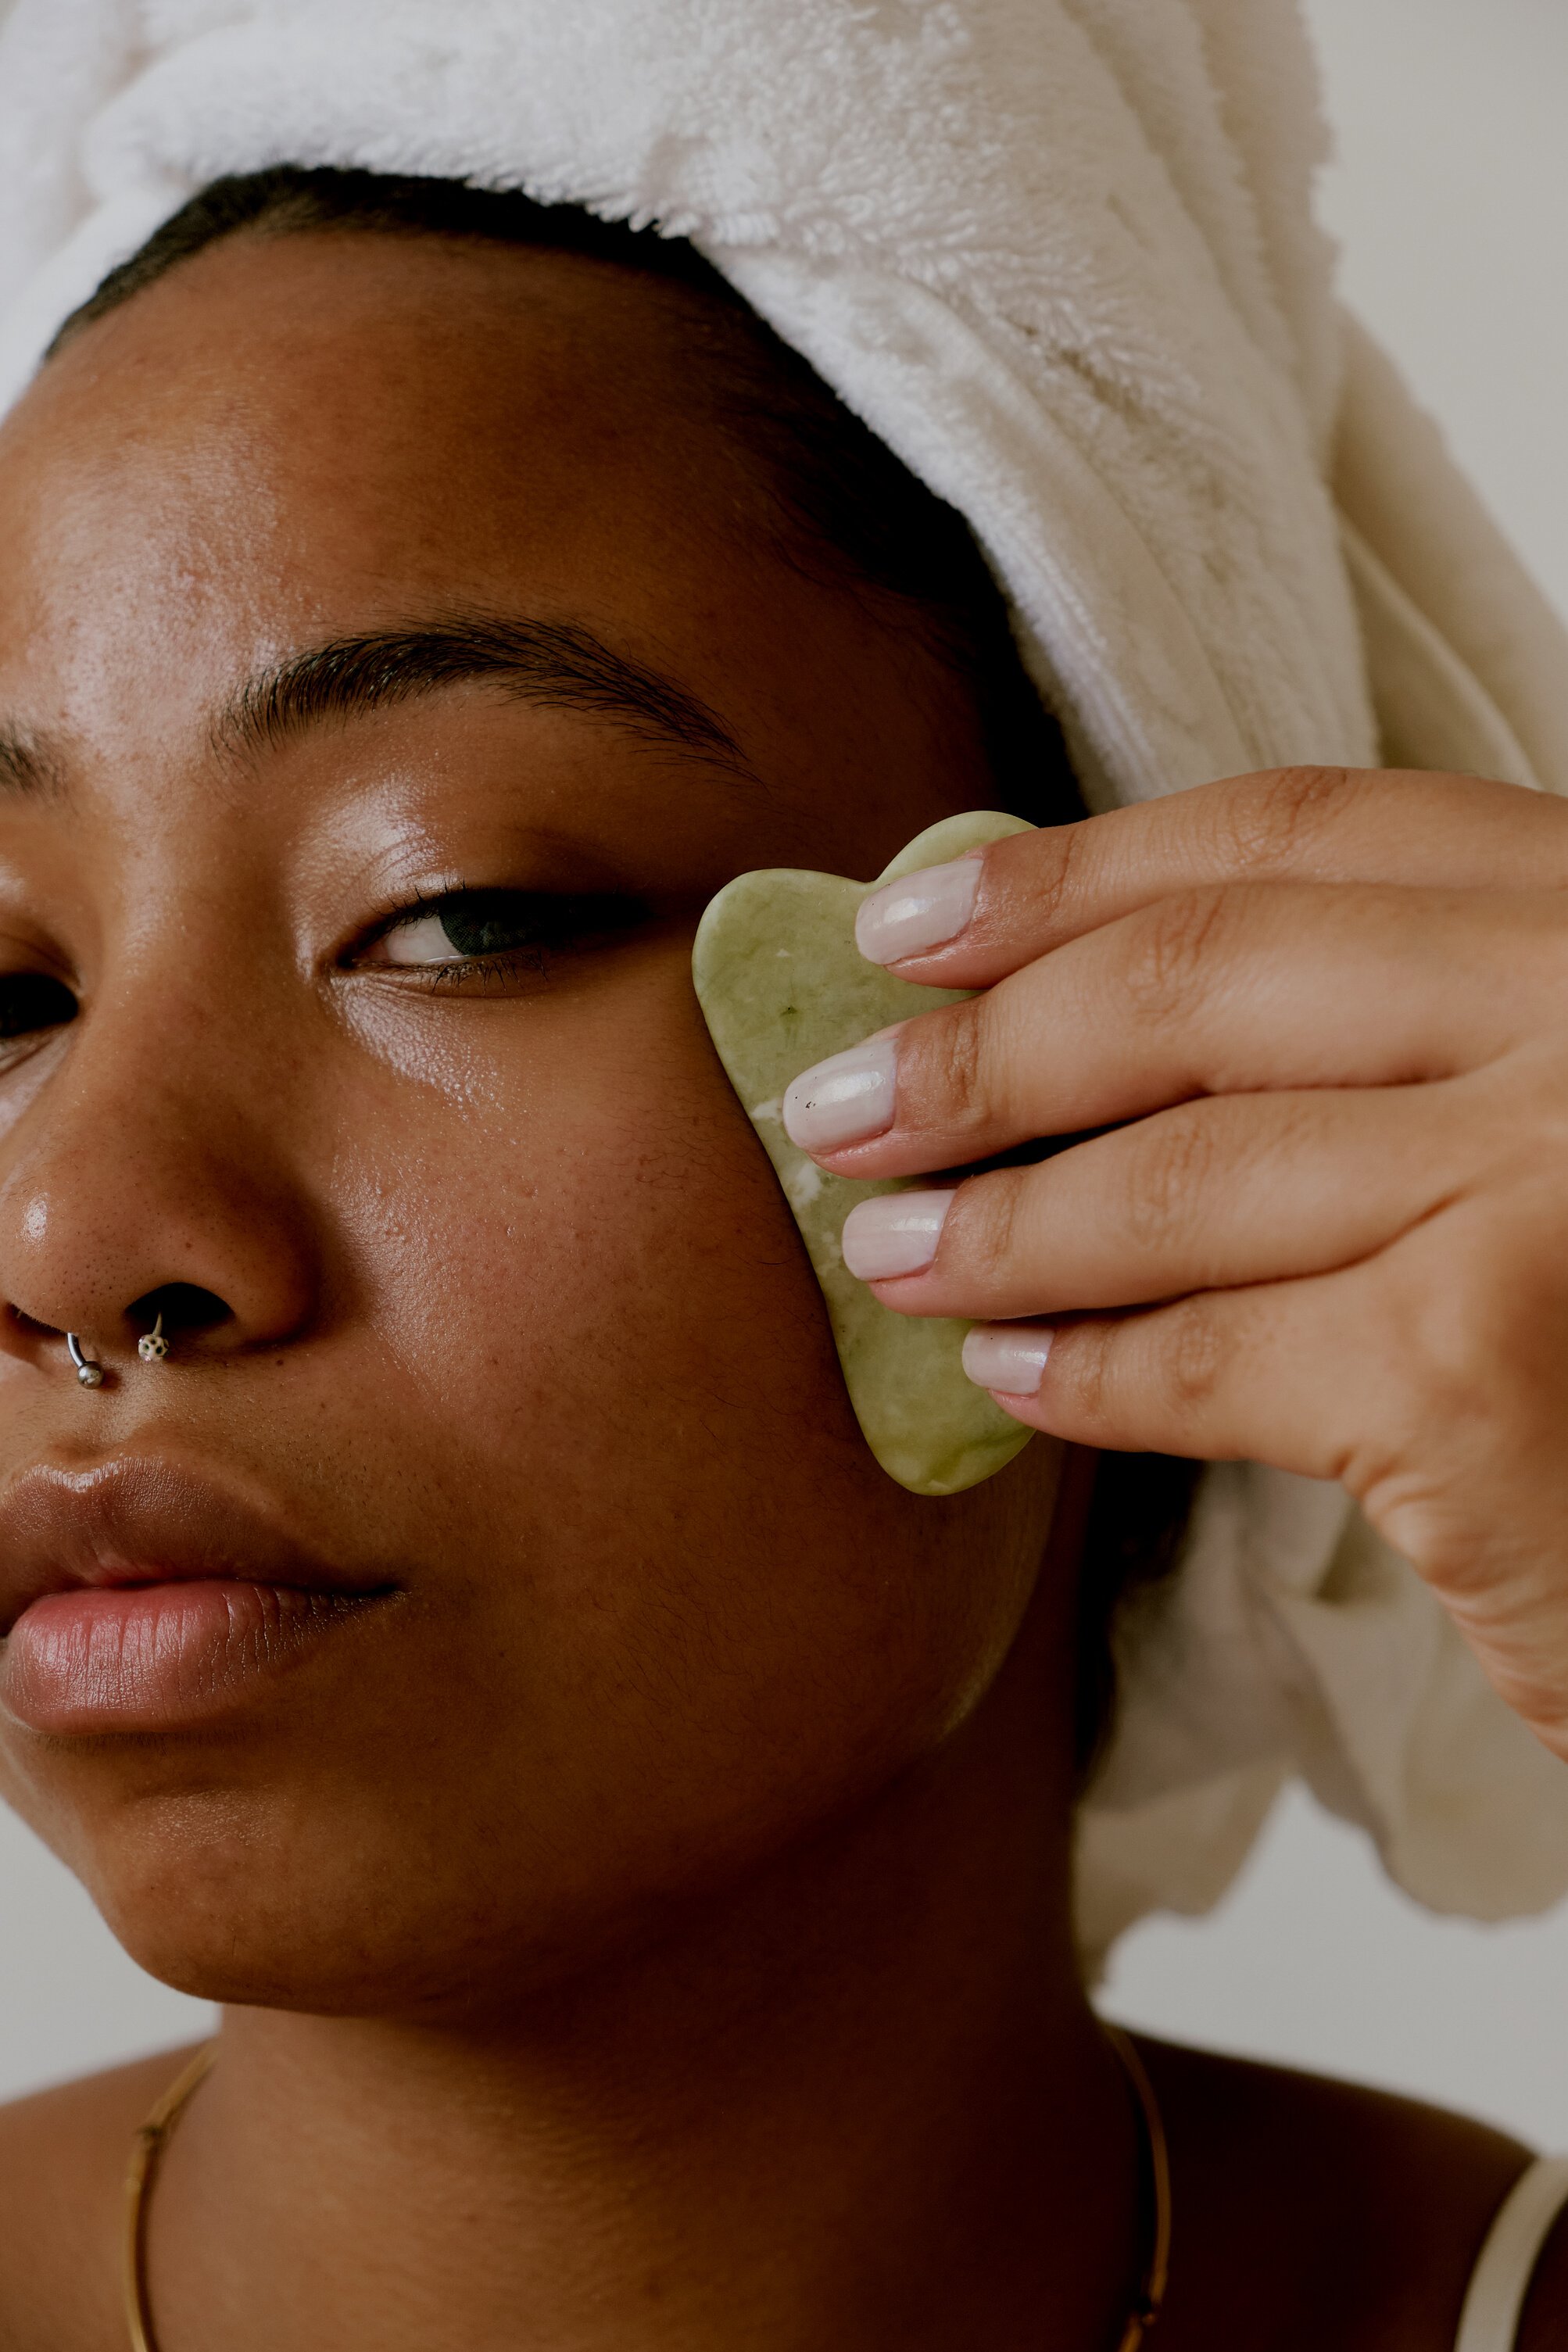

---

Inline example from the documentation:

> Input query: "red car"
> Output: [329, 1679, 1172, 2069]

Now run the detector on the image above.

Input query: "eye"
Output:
[0, 972, 77, 1042]
[361, 889, 647, 973]
[374, 893, 544, 968]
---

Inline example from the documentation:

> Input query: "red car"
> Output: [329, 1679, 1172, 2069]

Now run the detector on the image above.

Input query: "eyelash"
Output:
[0, 888, 647, 1068]
[407, 955, 514, 994]
[359, 884, 650, 984]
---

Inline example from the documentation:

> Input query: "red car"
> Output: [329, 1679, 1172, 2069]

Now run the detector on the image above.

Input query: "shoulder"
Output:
[1137, 2035, 1568, 2351]
[0, 2045, 204, 2352]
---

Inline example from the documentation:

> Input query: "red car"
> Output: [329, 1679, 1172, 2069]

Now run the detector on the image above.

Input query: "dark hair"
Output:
[49, 165, 1192, 1776]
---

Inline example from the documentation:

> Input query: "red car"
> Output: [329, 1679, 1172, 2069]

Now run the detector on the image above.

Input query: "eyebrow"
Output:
[0, 727, 63, 801]
[212, 610, 754, 781]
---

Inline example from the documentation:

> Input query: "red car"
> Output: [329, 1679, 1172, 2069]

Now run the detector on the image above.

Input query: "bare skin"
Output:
[0, 228, 1559, 2350]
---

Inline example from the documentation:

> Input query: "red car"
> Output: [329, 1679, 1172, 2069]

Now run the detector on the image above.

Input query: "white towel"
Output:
[3, 0, 1566, 1958]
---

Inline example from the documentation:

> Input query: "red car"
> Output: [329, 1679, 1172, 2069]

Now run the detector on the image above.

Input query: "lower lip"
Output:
[0, 1581, 377, 1734]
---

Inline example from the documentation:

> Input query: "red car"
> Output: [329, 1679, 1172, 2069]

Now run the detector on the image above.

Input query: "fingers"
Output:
[959, 1187, 1568, 1516]
[856, 766, 1568, 987]
[787, 883, 1567, 1179]
[955, 1269, 1366, 1477]
[965, 1208, 1568, 1764]
[839, 1079, 1484, 1320]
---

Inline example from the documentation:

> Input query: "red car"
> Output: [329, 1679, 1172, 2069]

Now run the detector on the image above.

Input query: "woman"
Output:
[2, 14, 1567, 2352]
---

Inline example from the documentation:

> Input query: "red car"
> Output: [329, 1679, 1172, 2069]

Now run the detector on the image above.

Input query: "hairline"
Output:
[45, 193, 747, 368]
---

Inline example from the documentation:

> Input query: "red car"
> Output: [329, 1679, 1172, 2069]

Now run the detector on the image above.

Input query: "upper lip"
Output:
[0, 1455, 384, 1638]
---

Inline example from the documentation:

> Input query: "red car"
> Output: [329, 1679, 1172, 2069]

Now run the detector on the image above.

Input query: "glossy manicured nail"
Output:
[783, 1035, 898, 1151]
[841, 1190, 955, 1280]
[855, 855, 982, 964]
[961, 1325, 1053, 1396]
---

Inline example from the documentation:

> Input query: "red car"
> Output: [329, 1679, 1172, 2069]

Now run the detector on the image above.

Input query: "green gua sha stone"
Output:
[693, 810, 1036, 1498]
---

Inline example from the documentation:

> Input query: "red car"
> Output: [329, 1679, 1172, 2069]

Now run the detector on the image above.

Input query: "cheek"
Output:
[310, 957, 1049, 1944]
[342, 949, 857, 1510]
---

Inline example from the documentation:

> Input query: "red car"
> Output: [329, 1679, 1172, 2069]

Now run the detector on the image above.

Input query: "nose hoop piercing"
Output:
[64, 1316, 170, 1384]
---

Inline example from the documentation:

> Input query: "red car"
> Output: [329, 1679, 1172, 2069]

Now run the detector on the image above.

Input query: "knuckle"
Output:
[1054, 1312, 1115, 1427]
[1225, 765, 1357, 868]
[1389, 1225, 1540, 1434]
[1122, 884, 1234, 1018]
[921, 998, 994, 1140]
[1019, 816, 1087, 929]
[1349, 1256, 1557, 1597]
[1349, 1453, 1473, 1592]
[1119, 1111, 1212, 1253]
[1160, 1296, 1226, 1417]
[953, 1165, 1025, 1285]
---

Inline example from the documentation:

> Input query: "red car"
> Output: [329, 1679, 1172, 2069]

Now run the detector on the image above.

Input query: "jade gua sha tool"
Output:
[693, 811, 1036, 1497]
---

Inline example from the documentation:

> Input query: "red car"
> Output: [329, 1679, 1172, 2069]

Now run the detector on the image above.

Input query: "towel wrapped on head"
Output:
[4, 0, 1567, 1959]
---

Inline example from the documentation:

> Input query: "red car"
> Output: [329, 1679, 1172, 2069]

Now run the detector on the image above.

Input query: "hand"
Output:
[782, 768, 1568, 1764]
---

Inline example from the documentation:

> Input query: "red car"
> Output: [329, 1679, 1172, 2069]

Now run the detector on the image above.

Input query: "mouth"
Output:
[0, 1455, 397, 1735]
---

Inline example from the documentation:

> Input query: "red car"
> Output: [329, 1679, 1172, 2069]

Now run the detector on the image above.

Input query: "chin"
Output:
[12, 1777, 414, 2013]
[26, 1777, 656, 2022]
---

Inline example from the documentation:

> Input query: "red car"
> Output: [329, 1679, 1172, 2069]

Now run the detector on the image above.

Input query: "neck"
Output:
[149, 1478, 1141, 2352]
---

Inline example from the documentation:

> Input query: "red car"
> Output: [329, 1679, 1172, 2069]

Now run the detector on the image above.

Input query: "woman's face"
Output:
[0, 231, 1062, 2013]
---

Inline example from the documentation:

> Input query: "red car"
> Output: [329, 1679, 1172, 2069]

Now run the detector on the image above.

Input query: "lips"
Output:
[0, 1454, 395, 1733]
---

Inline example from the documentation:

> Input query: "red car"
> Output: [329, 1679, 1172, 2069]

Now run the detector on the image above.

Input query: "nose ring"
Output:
[65, 1314, 171, 1385]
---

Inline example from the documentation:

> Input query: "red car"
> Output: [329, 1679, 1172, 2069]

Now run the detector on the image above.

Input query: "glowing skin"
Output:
[0, 224, 1076, 1999]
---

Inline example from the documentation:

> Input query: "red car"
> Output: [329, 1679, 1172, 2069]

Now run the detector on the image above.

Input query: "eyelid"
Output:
[345, 882, 473, 969]
[0, 925, 77, 982]
[348, 882, 654, 972]
[366, 908, 465, 969]
[353, 880, 460, 955]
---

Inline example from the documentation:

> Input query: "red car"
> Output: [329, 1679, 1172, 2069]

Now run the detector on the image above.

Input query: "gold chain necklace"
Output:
[122, 2042, 216, 2352]
[1104, 2024, 1173, 2350]
[124, 2028, 1169, 2350]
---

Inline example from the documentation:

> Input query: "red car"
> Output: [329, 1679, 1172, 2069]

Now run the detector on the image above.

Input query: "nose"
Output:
[0, 968, 320, 1379]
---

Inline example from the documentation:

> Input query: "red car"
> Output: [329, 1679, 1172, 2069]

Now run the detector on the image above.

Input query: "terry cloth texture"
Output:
[2, 0, 1567, 1960]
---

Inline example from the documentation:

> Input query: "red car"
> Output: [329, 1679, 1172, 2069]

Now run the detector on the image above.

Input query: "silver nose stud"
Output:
[138, 1312, 169, 1364]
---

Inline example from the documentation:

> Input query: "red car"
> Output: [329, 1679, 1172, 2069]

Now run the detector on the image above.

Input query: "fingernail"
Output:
[783, 1035, 898, 1151]
[841, 1189, 955, 1280]
[961, 1324, 1053, 1396]
[855, 855, 982, 965]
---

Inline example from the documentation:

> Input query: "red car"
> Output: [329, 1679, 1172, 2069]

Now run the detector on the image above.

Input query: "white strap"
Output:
[1455, 2157, 1568, 2352]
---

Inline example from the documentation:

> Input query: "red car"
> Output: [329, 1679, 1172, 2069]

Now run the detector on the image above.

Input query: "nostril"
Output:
[7, 1304, 60, 1340]
[127, 1283, 234, 1342]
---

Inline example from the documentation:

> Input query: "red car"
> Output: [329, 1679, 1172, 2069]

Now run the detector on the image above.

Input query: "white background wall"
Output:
[1301, 0, 1568, 621]
[4, 1, 1568, 2139]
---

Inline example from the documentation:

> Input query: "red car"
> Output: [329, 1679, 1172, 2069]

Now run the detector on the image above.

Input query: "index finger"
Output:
[856, 765, 1568, 986]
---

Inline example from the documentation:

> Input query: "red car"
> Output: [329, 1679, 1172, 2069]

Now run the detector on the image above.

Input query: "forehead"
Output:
[0, 231, 984, 878]
[19, 224, 743, 506]
[0, 233, 765, 720]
